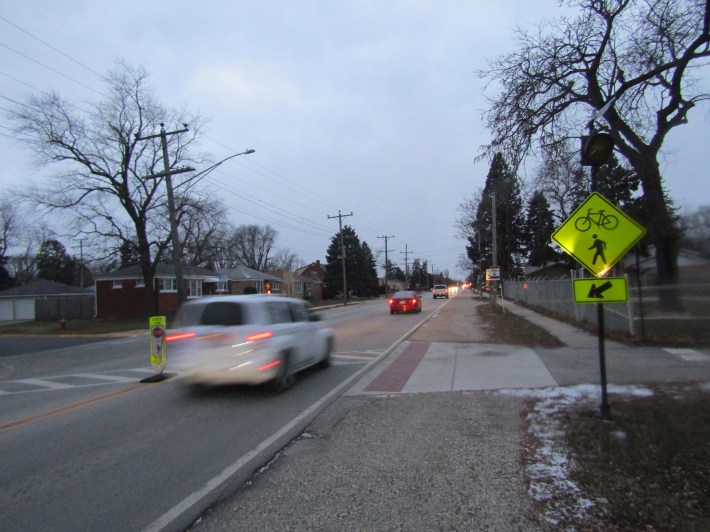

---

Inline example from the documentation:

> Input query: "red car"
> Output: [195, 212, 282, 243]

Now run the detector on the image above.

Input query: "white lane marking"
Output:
[16, 378, 74, 390]
[74, 373, 139, 383]
[664, 348, 710, 362]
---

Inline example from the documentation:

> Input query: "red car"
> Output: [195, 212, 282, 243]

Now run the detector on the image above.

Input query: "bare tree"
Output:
[178, 195, 232, 268]
[0, 198, 18, 263]
[533, 142, 589, 224]
[268, 247, 300, 271]
[8, 61, 207, 315]
[478, 0, 710, 308]
[454, 189, 483, 240]
[227, 224, 276, 271]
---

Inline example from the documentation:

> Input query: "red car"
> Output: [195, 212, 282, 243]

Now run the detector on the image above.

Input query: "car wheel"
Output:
[318, 338, 333, 369]
[390, 309, 395, 314]
[272, 351, 296, 392]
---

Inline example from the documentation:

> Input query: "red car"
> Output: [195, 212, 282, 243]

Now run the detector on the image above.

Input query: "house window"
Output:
[217, 279, 228, 292]
[295, 281, 304, 294]
[159, 278, 178, 292]
[188, 279, 202, 298]
[135, 278, 145, 288]
[112, 280, 123, 289]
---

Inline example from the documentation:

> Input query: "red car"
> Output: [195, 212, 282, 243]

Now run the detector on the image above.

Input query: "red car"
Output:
[389, 291, 422, 314]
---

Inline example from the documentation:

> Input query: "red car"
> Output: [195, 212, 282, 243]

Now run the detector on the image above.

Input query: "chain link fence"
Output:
[502, 276, 710, 344]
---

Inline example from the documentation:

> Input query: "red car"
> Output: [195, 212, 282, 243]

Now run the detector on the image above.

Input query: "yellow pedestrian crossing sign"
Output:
[552, 192, 645, 278]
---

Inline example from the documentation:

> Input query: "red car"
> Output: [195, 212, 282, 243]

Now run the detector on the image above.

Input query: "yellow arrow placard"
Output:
[573, 277, 628, 303]
[552, 192, 645, 277]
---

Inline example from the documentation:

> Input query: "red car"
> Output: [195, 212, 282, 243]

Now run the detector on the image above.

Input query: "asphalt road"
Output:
[0, 296, 446, 532]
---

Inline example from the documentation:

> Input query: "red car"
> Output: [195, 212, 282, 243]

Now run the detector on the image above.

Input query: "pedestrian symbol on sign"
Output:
[589, 234, 607, 266]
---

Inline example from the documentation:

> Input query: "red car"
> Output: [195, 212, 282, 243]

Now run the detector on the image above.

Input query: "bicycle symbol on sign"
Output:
[574, 208, 619, 232]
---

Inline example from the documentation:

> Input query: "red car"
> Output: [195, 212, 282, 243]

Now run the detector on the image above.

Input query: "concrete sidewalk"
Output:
[191, 292, 709, 531]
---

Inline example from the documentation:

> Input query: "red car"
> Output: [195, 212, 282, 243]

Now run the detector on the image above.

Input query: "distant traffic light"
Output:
[581, 132, 614, 166]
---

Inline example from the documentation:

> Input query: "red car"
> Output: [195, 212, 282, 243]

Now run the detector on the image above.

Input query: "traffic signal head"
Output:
[581, 132, 614, 166]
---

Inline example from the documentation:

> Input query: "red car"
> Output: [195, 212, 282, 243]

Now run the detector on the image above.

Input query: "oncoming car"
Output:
[166, 295, 334, 391]
[389, 291, 422, 314]
[432, 284, 449, 299]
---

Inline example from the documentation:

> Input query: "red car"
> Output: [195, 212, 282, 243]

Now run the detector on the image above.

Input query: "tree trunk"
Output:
[634, 153, 683, 311]
[136, 227, 157, 317]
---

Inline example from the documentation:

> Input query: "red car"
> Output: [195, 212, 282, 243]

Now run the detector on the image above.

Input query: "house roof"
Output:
[0, 279, 94, 298]
[267, 270, 321, 284]
[219, 264, 272, 282]
[96, 262, 220, 281]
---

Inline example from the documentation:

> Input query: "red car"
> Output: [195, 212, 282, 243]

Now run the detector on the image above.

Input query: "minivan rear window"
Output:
[177, 301, 245, 326]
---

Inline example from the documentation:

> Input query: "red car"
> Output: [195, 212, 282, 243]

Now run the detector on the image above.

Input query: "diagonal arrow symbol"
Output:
[587, 280, 613, 299]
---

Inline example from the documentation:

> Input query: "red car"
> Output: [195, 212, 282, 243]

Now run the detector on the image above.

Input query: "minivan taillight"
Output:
[246, 331, 273, 342]
[165, 332, 197, 343]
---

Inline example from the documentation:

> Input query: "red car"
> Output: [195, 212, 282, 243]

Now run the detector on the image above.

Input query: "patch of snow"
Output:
[499, 384, 655, 525]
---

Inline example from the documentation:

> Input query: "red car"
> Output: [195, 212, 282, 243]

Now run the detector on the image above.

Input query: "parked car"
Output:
[432, 284, 449, 299]
[166, 295, 334, 391]
[389, 291, 422, 314]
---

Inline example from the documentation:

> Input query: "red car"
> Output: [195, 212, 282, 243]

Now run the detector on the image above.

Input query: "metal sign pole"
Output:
[591, 164, 612, 420]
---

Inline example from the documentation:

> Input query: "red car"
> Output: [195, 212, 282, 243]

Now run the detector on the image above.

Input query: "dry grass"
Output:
[478, 301, 710, 529]
[0, 317, 148, 335]
[555, 385, 710, 530]
[476, 302, 565, 348]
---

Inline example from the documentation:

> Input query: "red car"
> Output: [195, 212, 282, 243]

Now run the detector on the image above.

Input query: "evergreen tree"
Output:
[324, 226, 378, 298]
[37, 239, 77, 285]
[472, 153, 526, 279]
[524, 191, 560, 268]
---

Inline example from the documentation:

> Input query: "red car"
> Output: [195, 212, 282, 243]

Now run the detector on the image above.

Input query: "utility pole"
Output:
[327, 210, 354, 305]
[400, 244, 413, 289]
[73, 239, 86, 288]
[378, 234, 395, 297]
[492, 192, 498, 305]
[137, 124, 194, 306]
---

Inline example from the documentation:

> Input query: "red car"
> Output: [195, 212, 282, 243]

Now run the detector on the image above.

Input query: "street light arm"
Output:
[191, 149, 255, 180]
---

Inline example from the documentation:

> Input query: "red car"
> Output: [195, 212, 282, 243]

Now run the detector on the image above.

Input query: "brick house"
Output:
[267, 270, 323, 301]
[95, 262, 309, 318]
[95, 263, 222, 318]
[295, 260, 326, 300]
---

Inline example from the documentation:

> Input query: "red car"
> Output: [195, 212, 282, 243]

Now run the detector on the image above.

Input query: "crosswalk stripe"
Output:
[16, 378, 74, 390]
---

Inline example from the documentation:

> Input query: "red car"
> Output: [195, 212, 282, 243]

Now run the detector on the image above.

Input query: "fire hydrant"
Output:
[59, 319, 66, 330]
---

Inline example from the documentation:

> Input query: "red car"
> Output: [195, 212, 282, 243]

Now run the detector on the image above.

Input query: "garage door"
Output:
[0, 298, 35, 320]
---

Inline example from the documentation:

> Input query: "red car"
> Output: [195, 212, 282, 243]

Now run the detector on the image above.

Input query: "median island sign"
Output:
[551, 192, 645, 278]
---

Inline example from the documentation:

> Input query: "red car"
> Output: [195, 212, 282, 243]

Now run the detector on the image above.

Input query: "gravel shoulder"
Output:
[192, 296, 544, 530]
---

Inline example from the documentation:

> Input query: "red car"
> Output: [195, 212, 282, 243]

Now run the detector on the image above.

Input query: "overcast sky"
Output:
[1, 1, 708, 279]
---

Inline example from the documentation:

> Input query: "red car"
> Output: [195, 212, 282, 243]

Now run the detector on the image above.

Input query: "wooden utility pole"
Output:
[137, 124, 193, 305]
[378, 234, 395, 297]
[400, 244, 413, 289]
[327, 210, 354, 304]
[492, 192, 498, 305]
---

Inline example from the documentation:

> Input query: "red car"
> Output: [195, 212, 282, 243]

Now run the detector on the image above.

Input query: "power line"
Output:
[0, 41, 106, 97]
[0, 14, 105, 80]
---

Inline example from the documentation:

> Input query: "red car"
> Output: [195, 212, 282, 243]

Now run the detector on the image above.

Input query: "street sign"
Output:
[573, 277, 628, 303]
[149, 316, 167, 373]
[486, 267, 500, 281]
[551, 192, 645, 278]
